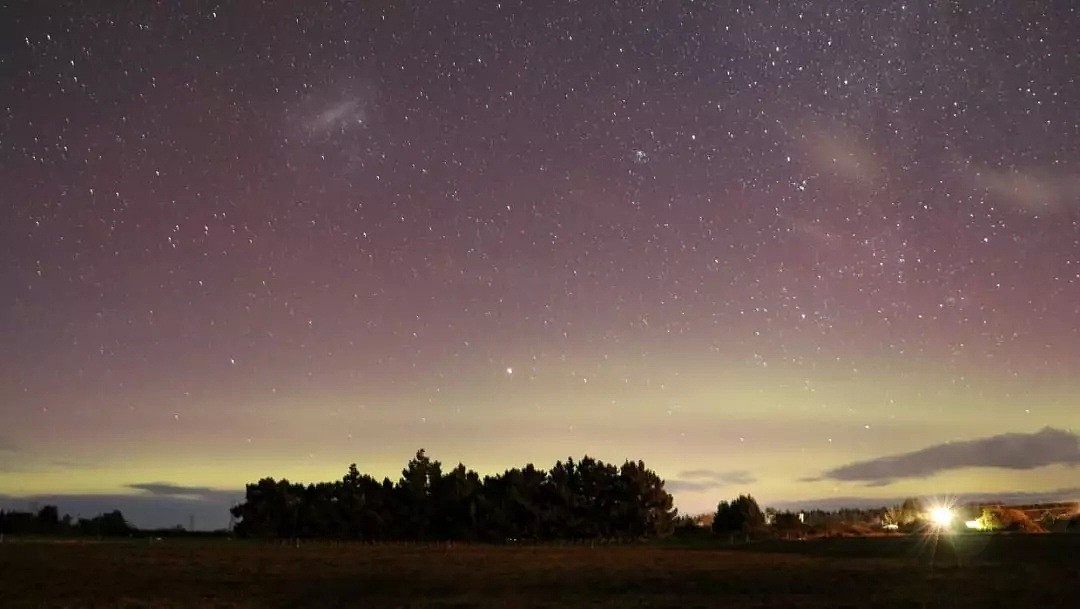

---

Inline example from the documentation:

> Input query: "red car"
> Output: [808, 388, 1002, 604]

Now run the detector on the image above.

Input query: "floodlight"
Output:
[929, 506, 954, 527]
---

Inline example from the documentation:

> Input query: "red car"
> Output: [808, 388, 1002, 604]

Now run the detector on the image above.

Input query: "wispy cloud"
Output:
[0, 440, 23, 473]
[970, 166, 1080, 215]
[127, 482, 232, 501]
[0, 456, 112, 474]
[667, 469, 757, 493]
[817, 427, 1080, 485]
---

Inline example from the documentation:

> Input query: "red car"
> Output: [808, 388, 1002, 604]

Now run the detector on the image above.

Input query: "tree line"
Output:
[0, 505, 133, 537]
[229, 449, 677, 541]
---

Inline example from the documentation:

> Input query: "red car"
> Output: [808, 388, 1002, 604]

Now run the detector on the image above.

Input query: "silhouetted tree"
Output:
[479, 464, 547, 540]
[229, 449, 677, 542]
[772, 511, 803, 538]
[1, 510, 47, 535]
[36, 505, 61, 533]
[898, 497, 923, 526]
[77, 510, 132, 537]
[1067, 514, 1080, 531]
[0, 506, 129, 537]
[431, 463, 482, 540]
[713, 495, 765, 541]
[396, 449, 442, 540]
[615, 460, 677, 538]
[230, 478, 305, 538]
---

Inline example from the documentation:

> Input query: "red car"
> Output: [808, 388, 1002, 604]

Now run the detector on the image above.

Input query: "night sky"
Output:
[2, 1, 1078, 528]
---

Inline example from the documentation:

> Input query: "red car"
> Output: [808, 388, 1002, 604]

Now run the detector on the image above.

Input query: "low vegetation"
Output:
[1, 535, 1077, 608]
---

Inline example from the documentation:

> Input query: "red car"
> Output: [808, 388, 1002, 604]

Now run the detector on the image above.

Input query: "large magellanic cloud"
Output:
[287, 75, 376, 143]
[819, 427, 1080, 485]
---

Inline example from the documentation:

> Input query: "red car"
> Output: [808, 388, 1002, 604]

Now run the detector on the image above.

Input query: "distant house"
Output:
[763, 509, 804, 527]
[959, 500, 1079, 531]
[966, 501, 1078, 522]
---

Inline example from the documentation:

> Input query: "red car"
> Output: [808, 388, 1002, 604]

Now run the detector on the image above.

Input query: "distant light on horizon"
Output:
[929, 506, 955, 528]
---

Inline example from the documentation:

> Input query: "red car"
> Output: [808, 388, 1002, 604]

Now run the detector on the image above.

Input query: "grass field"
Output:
[1, 534, 1077, 608]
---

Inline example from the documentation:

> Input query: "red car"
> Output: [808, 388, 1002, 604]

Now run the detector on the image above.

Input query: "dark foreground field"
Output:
[1, 534, 1077, 608]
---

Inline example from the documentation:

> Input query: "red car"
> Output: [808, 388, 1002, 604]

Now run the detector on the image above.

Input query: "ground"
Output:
[1, 534, 1077, 608]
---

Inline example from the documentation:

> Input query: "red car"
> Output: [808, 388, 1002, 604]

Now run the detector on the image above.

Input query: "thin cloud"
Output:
[0, 441, 25, 473]
[0, 457, 111, 474]
[667, 469, 757, 493]
[971, 166, 1080, 215]
[819, 427, 1080, 485]
[127, 483, 231, 501]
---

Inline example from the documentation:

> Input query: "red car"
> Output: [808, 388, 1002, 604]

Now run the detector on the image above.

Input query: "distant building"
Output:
[691, 513, 714, 528]
[964, 501, 1078, 521]
[959, 500, 1079, 531]
[763, 510, 804, 526]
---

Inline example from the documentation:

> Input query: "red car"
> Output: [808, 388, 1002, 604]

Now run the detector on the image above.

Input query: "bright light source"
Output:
[964, 520, 981, 530]
[929, 507, 954, 527]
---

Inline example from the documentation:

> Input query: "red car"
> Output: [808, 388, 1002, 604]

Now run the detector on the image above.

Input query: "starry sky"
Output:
[2, 1, 1079, 528]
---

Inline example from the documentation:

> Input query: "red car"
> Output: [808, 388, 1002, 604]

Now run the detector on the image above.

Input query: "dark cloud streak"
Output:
[127, 482, 235, 501]
[819, 428, 1080, 484]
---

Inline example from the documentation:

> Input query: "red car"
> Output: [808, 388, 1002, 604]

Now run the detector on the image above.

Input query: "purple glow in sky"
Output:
[2, 1, 1078, 528]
